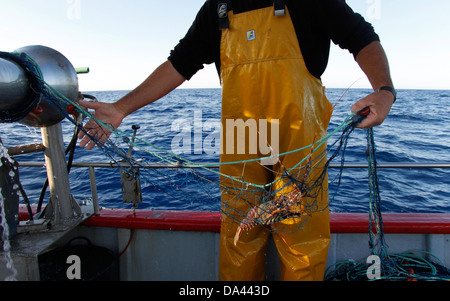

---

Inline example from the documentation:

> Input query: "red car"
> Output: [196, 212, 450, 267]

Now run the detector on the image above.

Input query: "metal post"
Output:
[88, 166, 100, 215]
[41, 123, 81, 227]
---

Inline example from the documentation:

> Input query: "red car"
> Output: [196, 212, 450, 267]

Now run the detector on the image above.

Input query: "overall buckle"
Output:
[274, 0, 286, 16]
[218, 1, 232, 29]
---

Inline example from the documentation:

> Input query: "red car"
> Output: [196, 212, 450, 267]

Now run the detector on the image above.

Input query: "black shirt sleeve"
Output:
[168, 1, 220, 81]
[168, 0, 380, 81]
[315, 0, 380, 56]
[289, 0, 380, 78]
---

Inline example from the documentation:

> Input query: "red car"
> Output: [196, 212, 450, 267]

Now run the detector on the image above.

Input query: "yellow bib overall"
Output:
[218, 5, 333, 281]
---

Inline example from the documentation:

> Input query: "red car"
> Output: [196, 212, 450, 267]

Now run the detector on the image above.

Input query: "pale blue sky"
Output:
[1, 0, 449, 91]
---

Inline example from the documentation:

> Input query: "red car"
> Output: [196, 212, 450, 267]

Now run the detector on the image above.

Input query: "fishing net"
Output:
[324, 128, 450, 281]
[75, 95, 362, 233]
[5, 51, 450, 281]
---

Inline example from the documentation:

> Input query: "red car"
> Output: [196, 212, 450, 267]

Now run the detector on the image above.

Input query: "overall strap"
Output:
[274, 0, 286, 16]
[218, 0, 286, 30]
[218, 0, 233, 29]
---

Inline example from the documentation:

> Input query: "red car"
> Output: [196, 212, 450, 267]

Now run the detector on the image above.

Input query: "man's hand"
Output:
[78, 100, 125, 150]
[351, 89, 395, 128]
[77, 60, 186, 150]
[353, 41, 395, 128]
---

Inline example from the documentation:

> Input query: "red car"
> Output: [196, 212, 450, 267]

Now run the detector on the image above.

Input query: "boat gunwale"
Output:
[74, 208, 450, 235]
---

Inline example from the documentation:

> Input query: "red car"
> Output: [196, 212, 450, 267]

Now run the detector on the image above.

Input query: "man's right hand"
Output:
[77, 60, 186, 150]
[78, 100, 125, 150]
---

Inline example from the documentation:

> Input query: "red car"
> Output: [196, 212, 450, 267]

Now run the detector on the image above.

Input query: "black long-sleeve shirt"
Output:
[168, 0, 380, 80]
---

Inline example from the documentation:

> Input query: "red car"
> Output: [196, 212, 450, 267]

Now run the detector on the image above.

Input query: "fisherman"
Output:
[79, 0, 396, 281]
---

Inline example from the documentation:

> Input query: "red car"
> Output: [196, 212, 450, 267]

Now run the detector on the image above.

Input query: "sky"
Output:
[1, 0, 449, 91]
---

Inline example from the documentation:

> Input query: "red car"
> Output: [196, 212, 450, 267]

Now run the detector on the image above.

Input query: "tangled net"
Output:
[5, 51, 450, 280]
[5, 51, 358, 212]
[324, 128, 450, 281]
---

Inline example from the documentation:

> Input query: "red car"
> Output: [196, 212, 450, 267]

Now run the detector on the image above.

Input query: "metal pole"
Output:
[41, 123, 81, 226]
[15, 161, 450, 170]
[88, 166, 100, 215]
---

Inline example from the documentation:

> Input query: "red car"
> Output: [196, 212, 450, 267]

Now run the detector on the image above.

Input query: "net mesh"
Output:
[6, 51, 450, 281]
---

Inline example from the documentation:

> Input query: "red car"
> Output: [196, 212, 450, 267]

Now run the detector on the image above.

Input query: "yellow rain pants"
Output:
[218, 6, 334, 281]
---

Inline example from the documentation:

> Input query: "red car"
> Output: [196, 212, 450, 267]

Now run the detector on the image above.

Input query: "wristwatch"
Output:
[377, 86, 397, 103]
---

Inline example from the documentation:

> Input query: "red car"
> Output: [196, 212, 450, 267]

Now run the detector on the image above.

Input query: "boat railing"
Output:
[16, 161, 450, 169]
[16, 160, 450, 216]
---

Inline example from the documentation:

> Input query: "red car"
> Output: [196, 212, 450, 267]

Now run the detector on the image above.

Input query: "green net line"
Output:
[13, 50, 363, 225]
[10, 51, 450, 280]
[21, 47, 357, 190]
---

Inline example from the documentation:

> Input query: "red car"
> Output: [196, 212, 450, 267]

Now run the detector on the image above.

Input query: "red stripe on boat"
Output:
[19, 205, 450, 234]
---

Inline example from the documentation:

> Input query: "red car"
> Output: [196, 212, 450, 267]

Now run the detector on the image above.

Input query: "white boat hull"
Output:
[5, 209, 447, 281]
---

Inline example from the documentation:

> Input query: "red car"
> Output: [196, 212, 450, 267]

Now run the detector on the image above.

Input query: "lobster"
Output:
[233, 183, 307, 246]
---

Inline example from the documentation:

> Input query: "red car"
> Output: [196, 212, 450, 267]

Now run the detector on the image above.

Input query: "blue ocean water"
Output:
[1, 88, 449, 213]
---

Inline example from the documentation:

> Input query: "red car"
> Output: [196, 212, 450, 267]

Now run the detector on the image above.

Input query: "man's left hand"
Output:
[351, 89, 395, 128]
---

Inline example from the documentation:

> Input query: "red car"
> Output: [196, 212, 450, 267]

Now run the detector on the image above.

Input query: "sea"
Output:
[1, 88, 449, 214]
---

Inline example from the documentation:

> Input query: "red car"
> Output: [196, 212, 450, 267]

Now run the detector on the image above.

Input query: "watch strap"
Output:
[377, 86, 397, 103]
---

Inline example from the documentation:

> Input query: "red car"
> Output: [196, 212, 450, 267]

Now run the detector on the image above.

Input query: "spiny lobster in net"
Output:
[233, 184, 307, 246]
